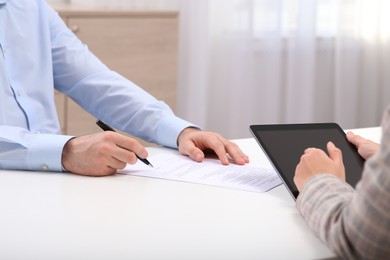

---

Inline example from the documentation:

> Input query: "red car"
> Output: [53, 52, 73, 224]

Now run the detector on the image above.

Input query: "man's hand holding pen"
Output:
[96, 120, 153, 168]
[61, 131, 149, 176]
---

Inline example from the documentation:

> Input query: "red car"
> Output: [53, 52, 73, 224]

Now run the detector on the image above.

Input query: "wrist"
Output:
[177, 127, 200, 146]
[61, 137, 76, 173]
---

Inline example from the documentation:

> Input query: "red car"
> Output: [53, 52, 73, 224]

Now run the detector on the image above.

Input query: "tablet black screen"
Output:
[250, 123, 365, 199]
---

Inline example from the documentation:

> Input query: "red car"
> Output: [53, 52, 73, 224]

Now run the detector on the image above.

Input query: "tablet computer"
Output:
[249, 123, 365, 199]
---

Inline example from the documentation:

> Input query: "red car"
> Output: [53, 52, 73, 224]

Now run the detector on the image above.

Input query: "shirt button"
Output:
[16, 90, 22, 96]
[42, 164, 49, 171]
[35, 130, 41, 134]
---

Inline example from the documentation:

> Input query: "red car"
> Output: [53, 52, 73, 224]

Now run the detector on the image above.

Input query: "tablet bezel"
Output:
[249, 123, 365, 200]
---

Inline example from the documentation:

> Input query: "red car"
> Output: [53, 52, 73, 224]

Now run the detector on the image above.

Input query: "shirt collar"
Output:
[0, 0, 7, 5]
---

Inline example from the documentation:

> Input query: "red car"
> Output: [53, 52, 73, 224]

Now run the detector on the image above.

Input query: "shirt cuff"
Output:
[156, 115, 198, 148]
[27, 134, 75, 172]
[296, 174, 354, 218]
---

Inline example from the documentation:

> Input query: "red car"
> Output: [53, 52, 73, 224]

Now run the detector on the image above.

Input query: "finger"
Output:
[107, 156, 128, 170]
[346, 131, 363, 147]
[346, 131, 357, 143]
[205, 136, 230, 165]
[97, 136, 140, 167]
[78, 166, 117, 177]
[224, 141, 249, 165]
[183, 133, 230, 164]
[327, 141, 342, 163]
[180, 140, 205, 162]
[111, 148, 138, 165]
[97, 135, 139, 165]
[304, 147, 316, 154]
[95, 147, 129, 169]
[113, 134, 148, 159]
[101, 166, 117, 176]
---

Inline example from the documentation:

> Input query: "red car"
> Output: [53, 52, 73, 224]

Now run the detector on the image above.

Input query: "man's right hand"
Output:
[294, 141, 345, 191]
[61, 132, 148, 176]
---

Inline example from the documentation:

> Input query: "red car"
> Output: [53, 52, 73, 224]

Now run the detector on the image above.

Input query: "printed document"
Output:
[119, 153, 281, 193]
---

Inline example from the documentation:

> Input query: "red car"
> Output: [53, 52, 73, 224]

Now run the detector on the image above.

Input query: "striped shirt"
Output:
[296, 107, 390, 259]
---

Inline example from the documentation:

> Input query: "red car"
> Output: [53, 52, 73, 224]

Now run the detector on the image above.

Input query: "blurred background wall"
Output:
[49, 0, 390, 139]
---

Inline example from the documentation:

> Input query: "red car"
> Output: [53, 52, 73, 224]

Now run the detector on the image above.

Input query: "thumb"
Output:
[327, 141, 342, 163]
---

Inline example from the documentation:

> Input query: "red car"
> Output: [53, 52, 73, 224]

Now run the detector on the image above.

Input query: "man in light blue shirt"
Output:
[0, 0, 249, 176]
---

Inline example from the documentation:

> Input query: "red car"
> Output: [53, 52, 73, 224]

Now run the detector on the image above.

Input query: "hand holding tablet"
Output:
[250, 123, 365, 199]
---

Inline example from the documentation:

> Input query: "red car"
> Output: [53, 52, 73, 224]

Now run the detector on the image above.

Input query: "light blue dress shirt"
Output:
[0, 0, 194, 172]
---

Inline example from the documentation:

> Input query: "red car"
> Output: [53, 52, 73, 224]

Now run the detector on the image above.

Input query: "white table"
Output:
[0, 127, 381, 260]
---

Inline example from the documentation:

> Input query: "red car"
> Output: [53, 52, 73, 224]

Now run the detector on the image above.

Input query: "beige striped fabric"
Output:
[296, 107, 390, 259]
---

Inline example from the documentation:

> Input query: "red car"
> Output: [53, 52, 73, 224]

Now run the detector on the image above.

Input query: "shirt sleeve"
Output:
[0, 126, 74, 172]
[296, 108, 390, 259]
[46, 3, 195, 148]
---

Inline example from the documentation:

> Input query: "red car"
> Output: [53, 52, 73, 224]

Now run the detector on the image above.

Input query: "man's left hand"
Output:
[177, 128, 249, 165]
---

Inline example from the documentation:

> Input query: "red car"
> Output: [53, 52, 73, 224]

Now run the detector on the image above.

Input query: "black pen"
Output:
[96, 120, 154, 168]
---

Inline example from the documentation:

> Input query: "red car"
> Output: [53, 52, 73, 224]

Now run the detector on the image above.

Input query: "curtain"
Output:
[177, 0, 390, 139]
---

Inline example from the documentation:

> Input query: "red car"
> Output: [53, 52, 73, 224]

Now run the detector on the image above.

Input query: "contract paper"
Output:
[119, 153, 282, 193]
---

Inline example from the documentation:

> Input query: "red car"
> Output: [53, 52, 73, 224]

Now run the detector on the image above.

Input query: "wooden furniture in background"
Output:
[53, 4, 179, 144]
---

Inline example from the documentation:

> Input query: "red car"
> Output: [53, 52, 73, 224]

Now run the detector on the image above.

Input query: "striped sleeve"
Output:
[296, 107, 390, 259]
